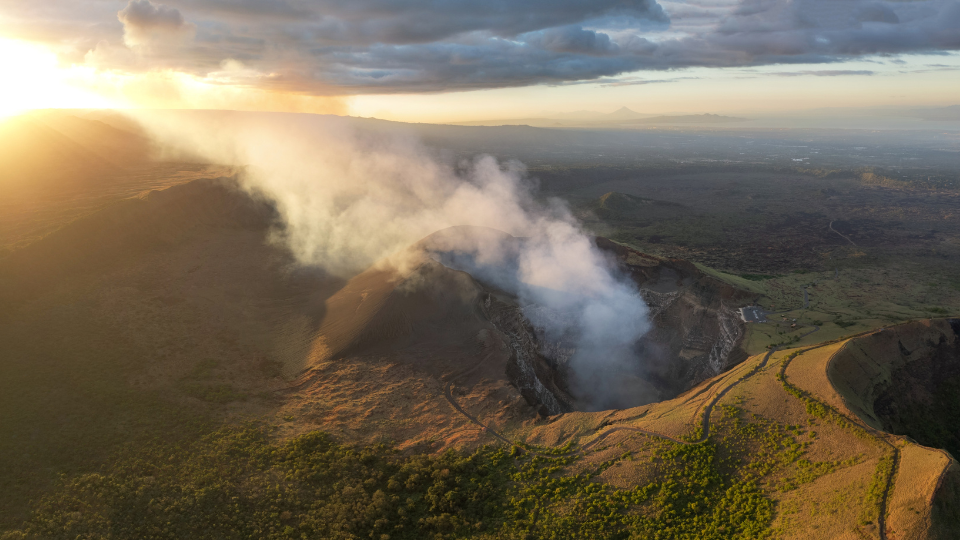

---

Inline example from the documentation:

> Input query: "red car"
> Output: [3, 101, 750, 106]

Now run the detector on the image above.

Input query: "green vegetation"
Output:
[714, 404, 808, 477]
[740, 274, 777, 282]
[777, 352, 864, 436]
[780, 456, 863, 492]
[9, 426, 513, 540]
[861, 454, 895, 527]
[575, 164, 960, 358]
[508, 439, 773, 539]
[777, 348, 897, 527]
[5, 424, 779, 540]
[713, 402, 864, 495]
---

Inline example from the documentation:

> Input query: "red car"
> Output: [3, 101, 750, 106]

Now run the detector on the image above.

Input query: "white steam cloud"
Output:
[133, 111, 650, 409]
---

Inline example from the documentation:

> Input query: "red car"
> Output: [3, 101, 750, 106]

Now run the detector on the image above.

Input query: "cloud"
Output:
[118, 0, 195, 47]
[857, 3, 900, 24]
[177, 0, 668, 46]
[3, 0, 960, 93]
[531, 26, 620, 56]
[551, 75, 700, 87]
[119, 0, 186, 31]
[770, 69, 875, 76]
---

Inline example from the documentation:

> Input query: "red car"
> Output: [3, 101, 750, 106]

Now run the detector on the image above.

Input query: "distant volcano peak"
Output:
[604, 106, 647, 120]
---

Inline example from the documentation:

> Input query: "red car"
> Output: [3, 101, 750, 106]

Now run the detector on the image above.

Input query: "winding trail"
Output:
[583, 325, 822, 450]
[443, 326, 821, 455]
[928, 448, 954, 506]
[879, 444, 900, 540]
[444, 316, 911, 539]
[830, 220, 858, 247]
[779, 337, 897, 540]
[442, 353, 514, 446]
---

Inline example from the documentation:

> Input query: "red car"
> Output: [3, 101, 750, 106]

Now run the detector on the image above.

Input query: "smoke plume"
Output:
[133, 110, 651, 409]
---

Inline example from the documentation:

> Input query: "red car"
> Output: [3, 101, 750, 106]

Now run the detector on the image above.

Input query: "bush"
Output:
[10, 424, 777, 540]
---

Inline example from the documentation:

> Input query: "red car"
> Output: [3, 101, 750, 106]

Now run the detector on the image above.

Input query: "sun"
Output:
[0, 38, 115, 119]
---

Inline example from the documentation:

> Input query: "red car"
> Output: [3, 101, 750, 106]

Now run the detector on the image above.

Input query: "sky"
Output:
[0, 0, 958, 121]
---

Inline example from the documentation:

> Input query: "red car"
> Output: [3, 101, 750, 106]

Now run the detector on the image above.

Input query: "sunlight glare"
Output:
[0, 38, 114, 118]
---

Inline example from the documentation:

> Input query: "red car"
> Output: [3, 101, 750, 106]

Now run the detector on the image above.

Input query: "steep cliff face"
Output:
[480, 293, 575, 415]
[597, 238, 752, 400]
[469, 236, 752, 414]
[866, 320, 960, 457]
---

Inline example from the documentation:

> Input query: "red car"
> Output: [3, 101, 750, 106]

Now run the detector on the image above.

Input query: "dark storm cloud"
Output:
[527, 26, 620, 56]
[166, 0, 669, 45]
[2, 0, 960, 93]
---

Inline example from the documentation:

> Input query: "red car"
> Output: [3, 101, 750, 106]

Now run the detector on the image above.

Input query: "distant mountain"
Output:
[600, 106, 651, 121]
[452, 110, 744, 127]
[623, 113, 747, 124]
[451, 117, 563, 127]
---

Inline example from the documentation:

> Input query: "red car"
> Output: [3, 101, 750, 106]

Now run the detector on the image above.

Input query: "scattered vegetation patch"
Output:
[861, 454, 895, 527]
[780, 456, 864, 492]
[712, 403, 856, 494]
[776, 353, 866, 437]
[740, 274, 777, 281]
[7, 424, 779, 540]
[777, 348, 898, 528]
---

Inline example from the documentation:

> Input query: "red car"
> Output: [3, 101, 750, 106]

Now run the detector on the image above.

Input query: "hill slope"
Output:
[1, 176, 958, 538]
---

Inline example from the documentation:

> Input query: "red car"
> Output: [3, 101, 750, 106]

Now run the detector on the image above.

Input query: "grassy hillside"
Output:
[8, 325, 958, 539]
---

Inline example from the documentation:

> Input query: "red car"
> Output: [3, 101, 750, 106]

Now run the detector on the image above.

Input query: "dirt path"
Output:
[570, 336, 792, 451]
[878, 443, 900, 540]
[442, 353, 515, 446]
[779, 337, 897, 540]
[444, 327, 821, 456]
[690, 325, 819, 444]
[444, 324, 906, 538]
[830, 220, 858, 247]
